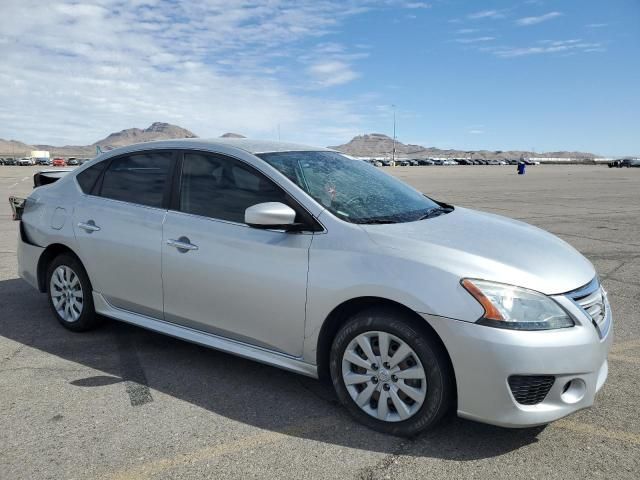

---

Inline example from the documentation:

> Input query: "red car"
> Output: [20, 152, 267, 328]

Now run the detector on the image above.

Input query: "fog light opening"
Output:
[560, 379, 586, 404]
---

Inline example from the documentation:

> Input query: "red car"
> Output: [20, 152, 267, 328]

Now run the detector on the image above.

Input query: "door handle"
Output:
[78, 221, 101, 233]
[166, 237, 199, 252]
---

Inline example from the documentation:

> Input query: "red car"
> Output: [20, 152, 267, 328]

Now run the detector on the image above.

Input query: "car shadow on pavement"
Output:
[0, 277, 545, 460]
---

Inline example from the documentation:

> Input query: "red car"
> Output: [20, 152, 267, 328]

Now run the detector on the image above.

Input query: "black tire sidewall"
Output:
[329, 307, 453, 437]
[46, 253, 98, 331]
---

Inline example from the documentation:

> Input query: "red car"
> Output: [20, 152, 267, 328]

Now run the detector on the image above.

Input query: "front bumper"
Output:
[424, 295, 612, 428]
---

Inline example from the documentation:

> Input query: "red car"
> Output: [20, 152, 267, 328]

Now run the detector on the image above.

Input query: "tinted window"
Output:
[100, 152, 172, 208]
[180, 152, 288, 223]
[76, 161, 106, 194]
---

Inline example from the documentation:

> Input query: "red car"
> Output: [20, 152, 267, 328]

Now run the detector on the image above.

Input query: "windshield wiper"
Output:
[418, 207, 452, 221]
[356, 218, 398, 225]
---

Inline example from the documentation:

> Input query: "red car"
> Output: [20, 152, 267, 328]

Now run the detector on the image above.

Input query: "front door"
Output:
[161, 151, 312, 356]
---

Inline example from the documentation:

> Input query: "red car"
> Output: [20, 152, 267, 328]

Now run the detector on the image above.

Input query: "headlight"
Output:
[461, 279, 574, 330]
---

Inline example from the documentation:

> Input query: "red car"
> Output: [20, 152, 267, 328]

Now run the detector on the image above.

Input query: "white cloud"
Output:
[401, 2, 431, 9]
[516, 11, 562, 26]
[488, 39, 605, 58]
[468, 129, 484, 134]
[468, 10, 505, 20]
[0, 0, 387, 146]
[586, 23, 608, 28]
[456, 36, 495, 44]
[307, 61, 359, 87]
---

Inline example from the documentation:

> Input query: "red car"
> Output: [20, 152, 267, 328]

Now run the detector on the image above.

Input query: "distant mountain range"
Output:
[330, 133, 600, 160]
[0, 122, 198, 157]
[0, 123, 599, 160]
[93, 122, 197, 148]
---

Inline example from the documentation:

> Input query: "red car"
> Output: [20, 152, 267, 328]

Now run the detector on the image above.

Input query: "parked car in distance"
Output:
[36, 158, 51, 166]
[66, 157, 79, 166]
[18, 157, 35, 166]
[52, 158, 67, 167]
[418, 159, 434, 166]
[612, 158, 640, 168]
[3, 157, 17, 166]
[13, 139, 612, 437]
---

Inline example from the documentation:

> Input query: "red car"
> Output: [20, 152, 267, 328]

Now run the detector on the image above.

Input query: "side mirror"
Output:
[245, 202, 297, 230]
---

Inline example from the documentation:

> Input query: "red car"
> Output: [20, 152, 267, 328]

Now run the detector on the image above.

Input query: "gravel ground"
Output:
[0, 164, 638, 479]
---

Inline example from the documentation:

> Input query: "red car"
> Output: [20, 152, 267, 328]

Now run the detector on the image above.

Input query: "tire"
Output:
[46, 253, 101, 332]
[329, 307, 454, 437]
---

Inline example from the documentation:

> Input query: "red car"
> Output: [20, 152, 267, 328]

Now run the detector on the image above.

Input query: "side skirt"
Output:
[93, 292, 318, 378]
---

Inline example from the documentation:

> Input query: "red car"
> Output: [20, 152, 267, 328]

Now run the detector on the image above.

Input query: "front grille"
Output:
[508, 375, 555, 405]
[566, 278, 610, 338]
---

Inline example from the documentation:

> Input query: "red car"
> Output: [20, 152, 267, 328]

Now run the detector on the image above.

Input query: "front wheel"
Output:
[47, 253, 101, 332]
[329, 307, 454, 436]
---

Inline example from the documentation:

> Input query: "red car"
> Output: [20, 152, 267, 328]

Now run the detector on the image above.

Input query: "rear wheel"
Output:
[329, 307, 454, 436]
[47, 253, 101, 331]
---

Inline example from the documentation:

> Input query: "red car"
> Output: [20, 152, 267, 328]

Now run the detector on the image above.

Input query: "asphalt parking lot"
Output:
[1, 164, 639, 479]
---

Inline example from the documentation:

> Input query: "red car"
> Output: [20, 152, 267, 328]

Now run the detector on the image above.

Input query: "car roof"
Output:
[99, 138, 332, 156]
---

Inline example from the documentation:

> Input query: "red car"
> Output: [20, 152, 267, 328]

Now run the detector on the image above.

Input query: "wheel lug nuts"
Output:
[383, 383, 390, 391]
[383, 362, 390, 369]
[371, 377, 378, 384]
[391, 375, 398, 382]
[371, 363, 378, 371]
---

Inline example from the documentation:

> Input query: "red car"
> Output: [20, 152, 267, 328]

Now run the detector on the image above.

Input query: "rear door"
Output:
[161, 151, 313, 356]
[73, 151, 174, 319]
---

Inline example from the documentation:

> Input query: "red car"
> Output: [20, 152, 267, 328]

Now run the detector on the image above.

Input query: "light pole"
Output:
[392, 104, 396, 164]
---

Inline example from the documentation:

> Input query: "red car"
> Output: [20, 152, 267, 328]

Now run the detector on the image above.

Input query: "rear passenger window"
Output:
[100, 152, 172, 208]
[76, 161, 106, 194]
[180, 152, 289, 223]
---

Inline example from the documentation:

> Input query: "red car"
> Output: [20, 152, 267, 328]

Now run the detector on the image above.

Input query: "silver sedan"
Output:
[14, 139, 612, 436]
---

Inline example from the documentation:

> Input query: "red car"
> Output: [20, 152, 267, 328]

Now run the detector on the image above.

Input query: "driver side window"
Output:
[179, 152, 290, 224]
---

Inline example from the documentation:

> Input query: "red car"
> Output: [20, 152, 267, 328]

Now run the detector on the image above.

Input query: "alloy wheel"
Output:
[341, 330, 427, 422]
[49, 265, 84, 322]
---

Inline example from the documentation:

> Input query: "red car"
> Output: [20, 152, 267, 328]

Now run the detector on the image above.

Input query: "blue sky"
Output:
[0, 0, 638, 155]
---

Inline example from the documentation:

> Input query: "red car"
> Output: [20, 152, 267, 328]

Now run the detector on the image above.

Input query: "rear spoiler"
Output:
[33, 168, 73, 188]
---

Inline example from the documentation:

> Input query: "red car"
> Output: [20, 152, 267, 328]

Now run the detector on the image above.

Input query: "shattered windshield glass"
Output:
[258, 151, 448, 224]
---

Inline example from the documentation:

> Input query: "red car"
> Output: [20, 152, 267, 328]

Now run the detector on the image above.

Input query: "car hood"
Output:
[361, 207, 595, 295]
